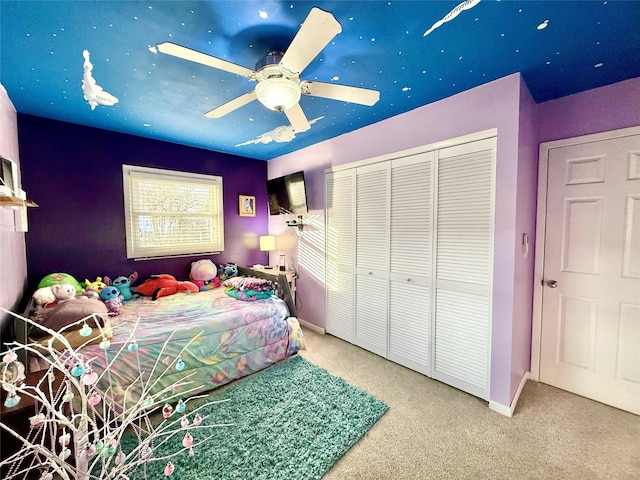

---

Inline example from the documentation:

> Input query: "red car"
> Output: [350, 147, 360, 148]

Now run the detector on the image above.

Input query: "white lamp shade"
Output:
[259, 235, 276, 251]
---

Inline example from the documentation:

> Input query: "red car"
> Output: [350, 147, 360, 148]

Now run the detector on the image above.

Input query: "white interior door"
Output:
[539, 131, 640, 415]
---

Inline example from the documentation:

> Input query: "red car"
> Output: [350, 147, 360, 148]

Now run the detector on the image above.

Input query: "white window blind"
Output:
[122, 165, 224, 259]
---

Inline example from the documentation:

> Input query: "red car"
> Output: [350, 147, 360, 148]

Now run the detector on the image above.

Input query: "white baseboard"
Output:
[298, 318, 325, 334]
[489, 371, 530, 417]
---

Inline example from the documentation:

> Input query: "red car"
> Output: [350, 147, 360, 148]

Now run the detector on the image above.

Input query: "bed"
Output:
[19, 268, 305, 405]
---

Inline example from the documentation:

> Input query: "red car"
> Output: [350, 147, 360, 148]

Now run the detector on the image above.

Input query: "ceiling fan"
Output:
[156, 7, 380, 132]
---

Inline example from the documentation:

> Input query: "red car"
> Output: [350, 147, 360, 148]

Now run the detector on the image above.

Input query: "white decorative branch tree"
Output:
[0, 308, 230, 480]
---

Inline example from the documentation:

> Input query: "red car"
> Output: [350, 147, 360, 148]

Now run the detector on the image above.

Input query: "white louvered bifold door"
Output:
[388, 152, 435, 376]
[355, 162, 390, 358]
[433, 138, 495, 400]
[325, 170, 356, 343]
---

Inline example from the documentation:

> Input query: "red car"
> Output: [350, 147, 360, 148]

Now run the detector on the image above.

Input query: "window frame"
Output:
[122, 164, 224, 259]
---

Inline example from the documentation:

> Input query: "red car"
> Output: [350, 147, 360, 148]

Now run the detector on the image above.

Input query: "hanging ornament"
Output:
[192, 414, 203, 426]
[180, 416, 189, 428]
[71, 364, 85, 377]
[143, 397, 154, 408]
[188, 447, 195, 458]
[182, 432, 193, 448]
[115, 450, 126, 465]
[62, 382, 74, 402]
[94, 440, 104, 453]
[30, 413, 46, 426]
[2, 349, 17, 364]
[140, 445, 153, 459]
[58, 430, 71, 447]
[175, 358, 185, 371]
[86, 443, 97, 459]
[175, 399, 186, 414]
[127, 341, 138, 352]
[89, 392, 102, 406]
[162, 357, 170, 365]
[164, 462, 175, 476]
[81, 369, 98, 386]
[162, 404, 173, 420]
[99, 339, 111, 350]
[79, 323, 93, 337]
[59, 447, 71, 461]
[3, 391, 21, 408]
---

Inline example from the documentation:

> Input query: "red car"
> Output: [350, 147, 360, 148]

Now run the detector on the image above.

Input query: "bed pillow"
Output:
[31, 298, 109, 336]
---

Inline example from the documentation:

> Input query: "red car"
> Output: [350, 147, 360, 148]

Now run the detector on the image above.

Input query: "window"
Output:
[122, 165, 224, 259]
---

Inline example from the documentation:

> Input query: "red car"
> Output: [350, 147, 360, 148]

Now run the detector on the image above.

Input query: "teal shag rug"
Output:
[137, 355, 388, 480]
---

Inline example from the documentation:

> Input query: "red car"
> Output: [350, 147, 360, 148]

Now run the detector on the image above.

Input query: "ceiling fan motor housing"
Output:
[255, 54, 301, 112]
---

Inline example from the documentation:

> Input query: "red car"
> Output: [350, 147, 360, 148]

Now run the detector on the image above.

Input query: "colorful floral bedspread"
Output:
[81, 288, 305, 407]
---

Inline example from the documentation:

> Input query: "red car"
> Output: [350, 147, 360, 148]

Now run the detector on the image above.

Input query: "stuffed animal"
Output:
[132, 274, 199, 301]
[51, 283, 77, 304]
[189, 260, 220, 291]
[82, 288, 100, 301]
[32, 286, 56, 307]
[218, 263, 238, 281]
[99, 286, 124, 316]
[84, 277, 107, 293]
[104, 272, 138, 302]
[38, 273, 84, 296]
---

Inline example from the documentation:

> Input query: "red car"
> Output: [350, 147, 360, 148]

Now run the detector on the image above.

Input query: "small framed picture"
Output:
[239, 195, 256, 217]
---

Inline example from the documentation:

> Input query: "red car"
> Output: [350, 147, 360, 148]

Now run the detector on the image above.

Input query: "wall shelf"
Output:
[0, 196, 38, 207]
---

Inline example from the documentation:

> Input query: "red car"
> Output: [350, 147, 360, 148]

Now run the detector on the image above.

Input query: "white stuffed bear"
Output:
[50, 283, 77, 304]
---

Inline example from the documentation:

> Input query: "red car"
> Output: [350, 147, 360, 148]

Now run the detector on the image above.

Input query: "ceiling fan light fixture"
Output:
[255, 77, 301, 112]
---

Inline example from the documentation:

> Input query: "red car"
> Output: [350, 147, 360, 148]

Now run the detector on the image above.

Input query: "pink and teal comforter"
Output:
[81, 288, 305, 406]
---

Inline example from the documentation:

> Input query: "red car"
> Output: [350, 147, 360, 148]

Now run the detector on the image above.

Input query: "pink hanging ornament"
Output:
[2, 350, 17, 363]
[182, 432, 193, 448]
[82, 369, 98, 386]
[164, 462, 175, 476]
[162, 404, 173, 419]
[58, 431, 71, 447]
[89, 392, 102, 406]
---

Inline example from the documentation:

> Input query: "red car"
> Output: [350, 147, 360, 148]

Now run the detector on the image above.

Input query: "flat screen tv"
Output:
[267, 171, 308, 215]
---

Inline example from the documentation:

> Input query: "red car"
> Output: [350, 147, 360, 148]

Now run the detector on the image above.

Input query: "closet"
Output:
[325, 134, 495, 400]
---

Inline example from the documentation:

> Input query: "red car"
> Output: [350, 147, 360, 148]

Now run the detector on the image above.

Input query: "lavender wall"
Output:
[270, 73, 525, 408]
[18, 114, 270, 292]
[536, 76, 640, 143]
[0, 85, 28, 343]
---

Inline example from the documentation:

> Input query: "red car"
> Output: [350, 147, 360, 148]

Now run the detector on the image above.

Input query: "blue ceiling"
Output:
[1, 1, 639, 161]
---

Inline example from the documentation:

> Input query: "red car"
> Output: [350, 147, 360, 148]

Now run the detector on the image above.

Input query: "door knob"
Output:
[547, 280, 558, 288]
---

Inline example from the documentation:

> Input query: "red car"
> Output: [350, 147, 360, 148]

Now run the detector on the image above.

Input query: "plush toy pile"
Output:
[222, 276, 276, 302]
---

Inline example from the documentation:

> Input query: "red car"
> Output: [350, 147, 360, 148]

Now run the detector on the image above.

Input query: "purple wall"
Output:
[18, 114, 270, 292]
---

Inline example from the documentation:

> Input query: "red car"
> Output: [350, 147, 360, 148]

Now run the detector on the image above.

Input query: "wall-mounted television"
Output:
[267, 171, 308, 215]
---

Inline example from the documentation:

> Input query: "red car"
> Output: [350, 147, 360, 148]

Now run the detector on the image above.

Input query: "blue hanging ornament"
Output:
[79, 323, 92, 337]
[3, 392, 21, 408]
[175, 358, 185, 371]
[176, 399, 186, 414]
[99, 339, 111, 350]
[128, 342, 139, 352]
[71, 364, 85, 377]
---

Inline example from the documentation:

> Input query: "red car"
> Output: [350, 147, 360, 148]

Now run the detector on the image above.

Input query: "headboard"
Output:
[236, 266, 297, 318]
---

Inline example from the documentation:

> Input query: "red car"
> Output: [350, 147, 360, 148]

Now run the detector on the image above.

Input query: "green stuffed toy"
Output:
[37, 273, 84, 296]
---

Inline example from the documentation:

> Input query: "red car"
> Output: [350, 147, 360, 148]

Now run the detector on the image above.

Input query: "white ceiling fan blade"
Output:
[284, 103, 311, 132]
[157, 42, 255, 79]
[302, 81, 380, 106]
[279, 8, 342, 77]
[204, 91, 257, 118]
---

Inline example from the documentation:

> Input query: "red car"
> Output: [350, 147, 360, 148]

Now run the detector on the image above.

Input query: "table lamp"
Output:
[259, 235, 276, 269]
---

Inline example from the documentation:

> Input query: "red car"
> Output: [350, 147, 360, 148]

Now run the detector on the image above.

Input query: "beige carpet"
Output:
[299, 327, 640, 480]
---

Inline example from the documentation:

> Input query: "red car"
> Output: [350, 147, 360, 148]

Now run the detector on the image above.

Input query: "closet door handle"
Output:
[405, 277, 411, 282]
